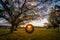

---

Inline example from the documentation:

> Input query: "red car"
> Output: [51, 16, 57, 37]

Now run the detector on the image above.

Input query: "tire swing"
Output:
[25, 24, 34, 34]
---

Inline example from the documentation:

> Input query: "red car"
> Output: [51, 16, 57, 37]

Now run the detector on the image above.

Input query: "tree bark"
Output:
[10, 24, 15, 33]
[14, 25, 18, 31]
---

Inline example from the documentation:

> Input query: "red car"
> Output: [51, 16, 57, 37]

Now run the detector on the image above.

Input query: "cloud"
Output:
[29, 18, 48, 27]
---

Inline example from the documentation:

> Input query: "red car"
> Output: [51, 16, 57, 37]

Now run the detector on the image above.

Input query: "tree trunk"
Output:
[58, 26, 59, 32]
[10, 24, 14, 33]
[14, 25, 18, 31]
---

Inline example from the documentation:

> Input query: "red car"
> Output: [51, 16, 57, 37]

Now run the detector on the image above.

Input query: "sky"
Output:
[27, 0, 60, 27]
[0, 0, 60, 27]
[29, 18, 48, 27]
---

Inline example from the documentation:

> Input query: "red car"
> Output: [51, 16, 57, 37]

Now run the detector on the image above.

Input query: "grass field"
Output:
[0, 28, 60, 40]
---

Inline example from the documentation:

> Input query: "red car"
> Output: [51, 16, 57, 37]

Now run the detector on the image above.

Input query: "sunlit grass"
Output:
[0, 28, 60, 40]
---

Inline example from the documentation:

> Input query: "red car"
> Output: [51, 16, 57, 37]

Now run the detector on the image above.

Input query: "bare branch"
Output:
[0, 15, 11, 23]
[12, 0, 26, 22]
[0, 0, 14, 19]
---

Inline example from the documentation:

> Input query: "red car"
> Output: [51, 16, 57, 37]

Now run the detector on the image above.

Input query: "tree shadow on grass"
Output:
[0, 32, 12, 36]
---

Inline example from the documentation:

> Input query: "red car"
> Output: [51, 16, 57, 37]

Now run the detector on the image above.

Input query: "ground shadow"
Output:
[0, 32, 12, 36]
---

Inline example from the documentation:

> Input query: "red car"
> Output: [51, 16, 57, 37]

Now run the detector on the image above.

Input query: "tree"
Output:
[0, 0, 40, 33]
[48, 10, 60, 28]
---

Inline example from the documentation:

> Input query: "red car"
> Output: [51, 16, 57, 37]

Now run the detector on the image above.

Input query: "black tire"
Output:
[25, 24, 34, 34]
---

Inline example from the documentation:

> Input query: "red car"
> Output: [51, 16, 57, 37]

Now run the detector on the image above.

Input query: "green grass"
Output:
[0, 28, 60, 40]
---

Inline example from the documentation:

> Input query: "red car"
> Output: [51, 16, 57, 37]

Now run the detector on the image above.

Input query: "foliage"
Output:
[48, 11, 60, 28]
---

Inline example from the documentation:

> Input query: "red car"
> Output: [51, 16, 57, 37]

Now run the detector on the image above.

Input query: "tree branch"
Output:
[0, 0, 14, 19]
[12, 0, 26, 23]
[0, 15, 11, 23]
